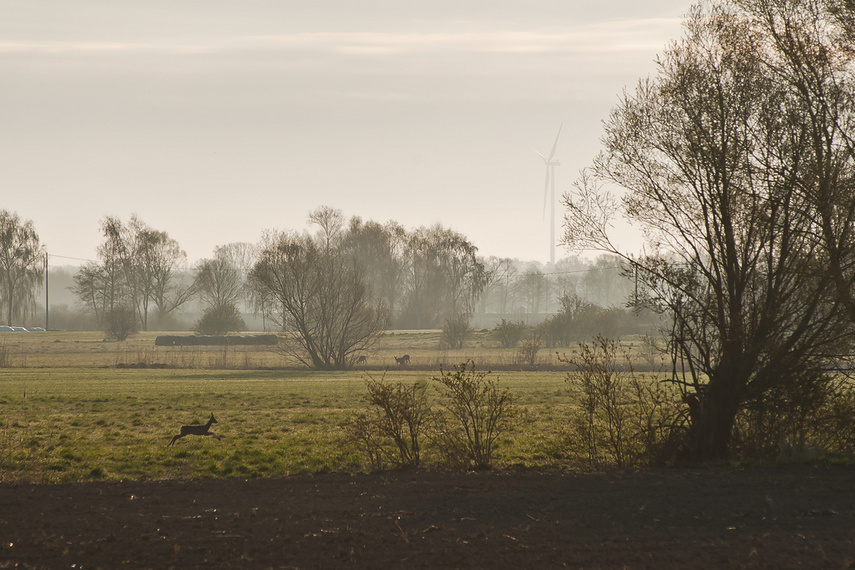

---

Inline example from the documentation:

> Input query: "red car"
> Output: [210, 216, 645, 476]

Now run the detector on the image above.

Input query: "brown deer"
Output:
[356, 355, 367, 365]
[168, 413, 220, 447]
[394, 354, 410, 366]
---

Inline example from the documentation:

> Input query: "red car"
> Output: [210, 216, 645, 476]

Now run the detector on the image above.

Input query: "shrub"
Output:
[733, 373, 855, 461]
[440, 314, 471, 349]
[195, 302, 245, 335]
[431, 361, 516, 469]
[343, 374, 430, 470]
[538, 294, 627, 348]
[342, 413, 385, 471]
[561, 336, 680, 468]
[104, 305, 138, 341]
[816, 386, 855, 456]
[491, 319, 527, 348]
[517, 333, 542, 366]
[638, 334, 663, 369]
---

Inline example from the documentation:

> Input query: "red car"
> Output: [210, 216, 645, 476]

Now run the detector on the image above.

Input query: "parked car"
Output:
[11, 327, 28, 332]
[0, 326, 12, 332]
[27, 327, 45, 332]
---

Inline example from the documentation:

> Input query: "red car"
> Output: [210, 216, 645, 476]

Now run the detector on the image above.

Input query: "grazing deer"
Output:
[168, 413, 220, 447]
[356, 355, 367, 365]
[394, 354, 410, 366]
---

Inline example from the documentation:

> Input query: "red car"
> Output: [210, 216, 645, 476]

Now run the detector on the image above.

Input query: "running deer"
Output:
[394, 354, 410, 365]
[356, 355, 367, 365]
[168, 413, 220, 447]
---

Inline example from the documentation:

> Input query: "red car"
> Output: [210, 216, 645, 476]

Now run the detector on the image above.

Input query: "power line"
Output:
[47, 253, 98, 264]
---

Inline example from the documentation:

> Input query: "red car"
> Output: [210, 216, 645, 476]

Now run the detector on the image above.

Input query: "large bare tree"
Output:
[563, 0, 855, 461]
[250, 230, 388, 370]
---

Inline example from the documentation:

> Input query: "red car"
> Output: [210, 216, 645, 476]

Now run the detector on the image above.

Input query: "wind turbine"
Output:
[534, 123, 562, 266]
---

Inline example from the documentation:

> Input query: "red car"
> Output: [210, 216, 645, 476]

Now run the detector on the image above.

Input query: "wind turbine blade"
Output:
[533, 149, 547, 162]
[547, 123, 563, 161]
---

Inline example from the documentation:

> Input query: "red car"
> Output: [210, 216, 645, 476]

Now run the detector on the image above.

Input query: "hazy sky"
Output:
[1, 0, 694, 267]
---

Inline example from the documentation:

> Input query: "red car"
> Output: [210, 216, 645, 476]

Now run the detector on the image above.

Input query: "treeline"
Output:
[3, 207, 643, 340]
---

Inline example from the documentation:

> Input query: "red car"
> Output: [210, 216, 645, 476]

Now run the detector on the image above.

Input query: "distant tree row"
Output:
[62, 207, 489, 356]
[2, 206, 641, 362]
[477, 254, 634, 317]
[1, 206, 640, 332]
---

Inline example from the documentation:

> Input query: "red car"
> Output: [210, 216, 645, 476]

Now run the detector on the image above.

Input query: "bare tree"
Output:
[194, 256, 243, 309]
[477, 257, 507, 314]
[0, 210, 44, 325]
[213, 242, 257, 312]
[191, 255, 241, 334]
[520, 268, 548, 314]
[142, 225, 194, 328]
[97, 216, 129, 315]
[824, 0, 855, 41]
[579, 255, 633, 308]
[78, 216, 192, 331]
[341, 217, 408, 321]
[193, 248, 247, 335]
[71, 262, 109, 326]
[70, 217, 129, 330]
[401, 225, 487, 329]
[308, 205, 345, 252]
[562, 0, 855, 461]
[250, 230, 388, 370]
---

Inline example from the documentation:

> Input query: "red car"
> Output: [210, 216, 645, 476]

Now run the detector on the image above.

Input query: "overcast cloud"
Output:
[1, 0, 694, 266]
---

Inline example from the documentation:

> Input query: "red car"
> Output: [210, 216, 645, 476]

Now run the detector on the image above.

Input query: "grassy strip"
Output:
[0, 367, 573, 483]
[0, 330, 650, 369]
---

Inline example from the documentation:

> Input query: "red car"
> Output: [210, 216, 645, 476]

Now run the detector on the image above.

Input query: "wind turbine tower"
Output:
[535, 123, 562, 266]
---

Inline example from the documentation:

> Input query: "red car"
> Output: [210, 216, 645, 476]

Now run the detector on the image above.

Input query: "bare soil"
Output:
[2, 467, 854, 569]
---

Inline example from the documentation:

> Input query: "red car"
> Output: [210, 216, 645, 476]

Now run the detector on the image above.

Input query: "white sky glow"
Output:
[0, 1, 693, 267]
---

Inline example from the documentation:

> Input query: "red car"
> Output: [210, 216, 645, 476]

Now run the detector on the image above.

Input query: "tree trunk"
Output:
[683, 373, 744, 461]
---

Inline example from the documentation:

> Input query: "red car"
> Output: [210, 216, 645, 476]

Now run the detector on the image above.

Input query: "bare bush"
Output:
[491, 319, 526, 348]
[562, 336, 680, 468]
[431, 361, 516, 469]
[734, 374, 855, 461]
[440, 314, 471, 349]
[104, 305, 138, 341]
[342, 413, 386, 471]
[639, 334, 663, 369]
[344, 374, 430, 470]
[517, 333, 542, 366]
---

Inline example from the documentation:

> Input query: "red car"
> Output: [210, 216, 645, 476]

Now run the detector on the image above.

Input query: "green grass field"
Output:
[0, 330, 587, 483]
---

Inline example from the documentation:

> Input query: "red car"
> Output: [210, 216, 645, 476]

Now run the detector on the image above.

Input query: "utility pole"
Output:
[44, 253, 49, 330]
